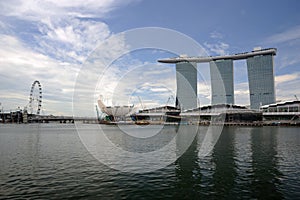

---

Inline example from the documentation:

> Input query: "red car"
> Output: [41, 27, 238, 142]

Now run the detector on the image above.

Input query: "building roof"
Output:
[185, 104, 248, 113]
[260, 100, 300, 108]
[158, 48, 276, 63]
[139, 106, 179, 113]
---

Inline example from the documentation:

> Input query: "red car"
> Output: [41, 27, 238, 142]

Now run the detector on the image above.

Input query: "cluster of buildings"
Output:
[158, 48, 276, 110]
[99, 48, 300, 126]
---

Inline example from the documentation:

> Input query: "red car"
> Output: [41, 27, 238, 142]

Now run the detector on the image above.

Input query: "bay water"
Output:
[0, 124, 299, 199]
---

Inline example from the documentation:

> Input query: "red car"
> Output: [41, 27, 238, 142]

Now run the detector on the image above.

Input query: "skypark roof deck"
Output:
[158, 48, 277, 63]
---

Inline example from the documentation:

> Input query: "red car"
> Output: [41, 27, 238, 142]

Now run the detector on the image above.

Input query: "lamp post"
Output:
[0, 102, 2, 123]
[0, 102, 4, 123]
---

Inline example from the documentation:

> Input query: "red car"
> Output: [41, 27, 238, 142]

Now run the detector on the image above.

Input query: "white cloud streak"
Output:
[0, 0, 138, 20]
[204, 42, 229, 56]
[266, 26, 300, 44]
[275, 72, 300, 101]
[275, 73, 299, 85]
[210, 31, 223, 39]
[264, 25, 300, 69]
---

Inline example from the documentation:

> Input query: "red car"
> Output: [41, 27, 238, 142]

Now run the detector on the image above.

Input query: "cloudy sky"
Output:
[0, 0, 300, 116]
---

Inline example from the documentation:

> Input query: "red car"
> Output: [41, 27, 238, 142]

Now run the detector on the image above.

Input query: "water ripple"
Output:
[0, 124, 299, 199]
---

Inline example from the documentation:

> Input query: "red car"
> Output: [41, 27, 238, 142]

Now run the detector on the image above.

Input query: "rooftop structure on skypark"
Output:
[157, 48, 276, 63]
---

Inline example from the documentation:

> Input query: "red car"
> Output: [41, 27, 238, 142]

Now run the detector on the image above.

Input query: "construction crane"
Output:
[95, 105, 100, 121]
[165, 95, 174, 106]
[138, 96, 145, 110]
[295, 95, 299, 101]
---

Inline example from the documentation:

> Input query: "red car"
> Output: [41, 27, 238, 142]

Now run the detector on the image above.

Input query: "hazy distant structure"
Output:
[247, 54, 276, 109]
[175, 62, 197, 110]
[210, 59, 234, 105]
[158, 48, 277, 110]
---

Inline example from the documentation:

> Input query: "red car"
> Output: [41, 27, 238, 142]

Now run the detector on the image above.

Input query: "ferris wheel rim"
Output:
[29, 80, 42, 115]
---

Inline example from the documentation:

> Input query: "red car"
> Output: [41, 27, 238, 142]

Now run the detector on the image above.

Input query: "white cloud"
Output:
[274, 72, 300, 101]
[275, 73, 299, 85]
[197, 81, 211, 106]
[204, 42, 229, 56]
[36, 18, 111, 63]
[0, 0, 138, 20]
[234, 82, 250, 106]
[276, 54, 300, 69]
[276, 81, 300, 102]
[149, 87, 170, 93]
[0, 34, 79, 115]
[0, 0, 140, 115]
[0, 20, 8, 31]
[210, 31, 223, 39]
[264, 25, 300, 69]
[266, 26, 300, 44]
[95, 62, 176, 109]
[0, 0, 138, 64]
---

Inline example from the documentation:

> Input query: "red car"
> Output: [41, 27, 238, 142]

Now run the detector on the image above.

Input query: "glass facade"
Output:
[210, 59, 234, 105]
[176, 62, 198, 111]
[247, 54, 276, 109]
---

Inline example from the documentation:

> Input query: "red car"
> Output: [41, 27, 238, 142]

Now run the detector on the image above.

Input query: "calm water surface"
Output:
[0, 124, 299, 199]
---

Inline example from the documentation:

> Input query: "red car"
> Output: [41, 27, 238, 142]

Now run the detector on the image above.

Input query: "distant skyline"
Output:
[0, 0, 300, 116]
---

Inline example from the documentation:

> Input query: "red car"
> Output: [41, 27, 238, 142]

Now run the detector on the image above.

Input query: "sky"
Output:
[0, 0, 300, 116]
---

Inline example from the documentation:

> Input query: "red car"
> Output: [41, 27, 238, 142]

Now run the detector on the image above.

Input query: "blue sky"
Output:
[0, 0, 300, 116]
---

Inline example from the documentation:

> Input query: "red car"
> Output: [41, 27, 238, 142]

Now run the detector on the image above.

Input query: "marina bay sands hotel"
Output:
[158, 48, 277, 110]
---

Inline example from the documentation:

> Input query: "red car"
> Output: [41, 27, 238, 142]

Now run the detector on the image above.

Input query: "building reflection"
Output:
[250, 127, 283, 199]
[211, 126, 237, 198]
[173, 126, 284, 199]
[174, 125, 201, 198]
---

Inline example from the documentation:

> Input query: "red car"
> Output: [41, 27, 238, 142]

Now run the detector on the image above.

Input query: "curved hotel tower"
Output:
[158, 48, 276, 110]
[210, 59, 234, 105]
[175, 62, 198, 111]
[246, 54, 276, 109]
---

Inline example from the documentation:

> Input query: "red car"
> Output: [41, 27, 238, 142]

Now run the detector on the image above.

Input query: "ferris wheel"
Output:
[28, 80, 42, 115]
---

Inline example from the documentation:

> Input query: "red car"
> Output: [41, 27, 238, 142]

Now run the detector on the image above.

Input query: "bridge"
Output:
[0, 111, 98, 124]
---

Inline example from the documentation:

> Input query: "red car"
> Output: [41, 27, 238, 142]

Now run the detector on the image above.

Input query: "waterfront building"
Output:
[247, 54, 276, 109]
[261, 100, 300, 112]
[132, 104, 262, 125]
[158, 48, 277, 110]
[97, 99, 136, 122]
[131, 106, 180, 124]
[175, 62, 198, 111]
[210, 59, 234, 105]
[181, 104, 262, 124]
[261, 100, 300, 123]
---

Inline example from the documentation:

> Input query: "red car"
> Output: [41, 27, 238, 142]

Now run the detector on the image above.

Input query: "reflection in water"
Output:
[26, 125, 41, 177]
[250, 127, 283, 199]
[211, 127, 237, 199]
[174, 126, 287, 199]
[233, 127, 253, 198]
[174, 126, 237, 199]
[276, 127, 300, 198]
[175, 130, 201, 199]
